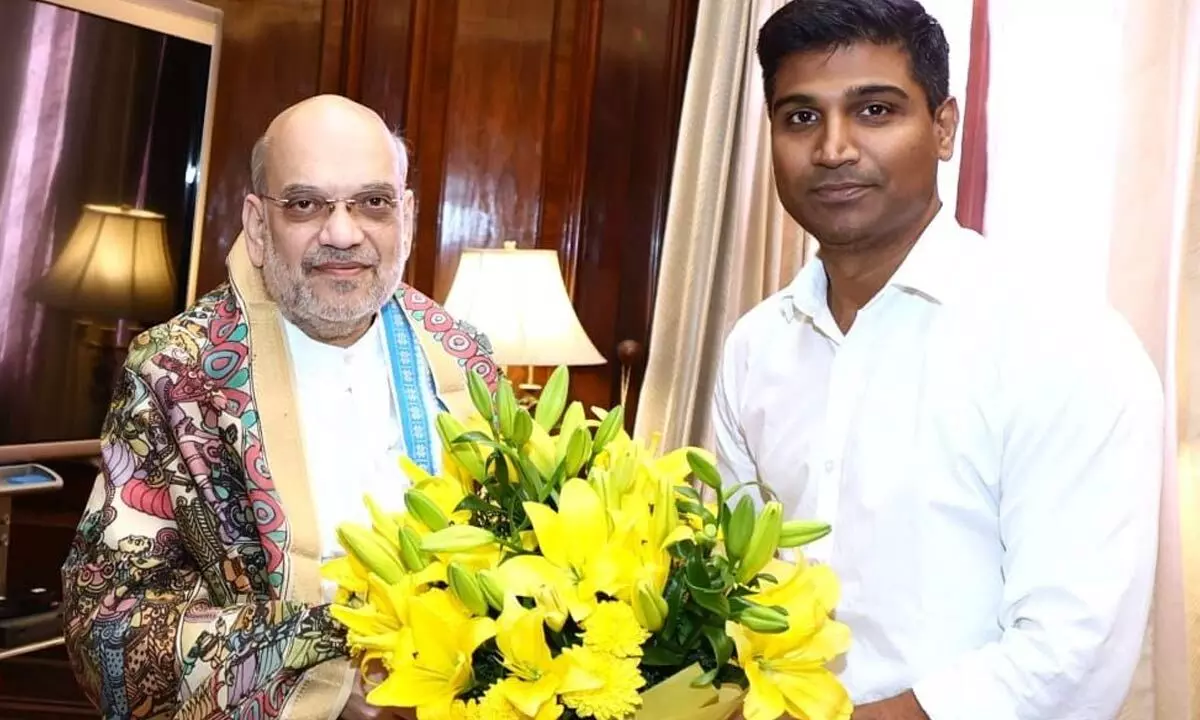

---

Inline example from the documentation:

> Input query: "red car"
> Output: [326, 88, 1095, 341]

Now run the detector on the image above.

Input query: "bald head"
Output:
[249, 95, 408, 195]
[241, 94, 416, 348]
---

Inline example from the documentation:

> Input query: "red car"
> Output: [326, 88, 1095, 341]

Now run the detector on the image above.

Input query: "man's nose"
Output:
[319, 202, 365, 248]
[812, 116, 860, 168]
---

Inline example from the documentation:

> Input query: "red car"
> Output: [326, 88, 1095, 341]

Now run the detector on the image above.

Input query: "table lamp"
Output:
[33, 204, 176, 429]
[36, 204, 176, 321]
[444, 242, 605, 401]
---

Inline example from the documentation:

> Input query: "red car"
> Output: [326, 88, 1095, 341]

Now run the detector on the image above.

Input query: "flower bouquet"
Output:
[323, 367, 852, 720]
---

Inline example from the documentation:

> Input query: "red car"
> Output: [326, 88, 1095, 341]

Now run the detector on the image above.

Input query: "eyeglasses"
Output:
[259, 191, 400, 225]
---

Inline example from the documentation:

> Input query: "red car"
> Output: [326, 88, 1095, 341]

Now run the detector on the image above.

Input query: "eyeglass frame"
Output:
[256, 190, 402, 223]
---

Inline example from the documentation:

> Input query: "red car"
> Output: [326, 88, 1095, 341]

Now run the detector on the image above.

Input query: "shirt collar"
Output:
[780, 205, 974, 322]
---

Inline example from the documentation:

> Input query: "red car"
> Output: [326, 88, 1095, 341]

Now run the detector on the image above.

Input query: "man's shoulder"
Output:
[722, 285, 797, 358]
[997, 291, 1163, 415]
[122, 284, 239, 378]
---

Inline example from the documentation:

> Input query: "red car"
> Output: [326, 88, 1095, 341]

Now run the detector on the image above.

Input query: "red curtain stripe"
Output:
[955, 0, 989, 234]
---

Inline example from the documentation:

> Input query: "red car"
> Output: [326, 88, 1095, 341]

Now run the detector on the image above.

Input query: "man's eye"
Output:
[361, 195, 392, 209]
[787, 109, 818, 125]
[860, 103, 891, 118]
[285, 198, 320, 212]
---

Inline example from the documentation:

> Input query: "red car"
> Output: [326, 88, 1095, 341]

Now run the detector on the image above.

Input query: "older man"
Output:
[61, 95, 495, 720]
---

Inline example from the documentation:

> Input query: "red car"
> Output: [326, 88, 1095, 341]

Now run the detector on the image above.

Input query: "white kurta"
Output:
[712, 209, 1164, 718]
[282, 316, 410, 575]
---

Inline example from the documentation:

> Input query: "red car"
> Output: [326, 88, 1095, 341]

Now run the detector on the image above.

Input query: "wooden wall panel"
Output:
[435, 1, 556, 299]
[191, 0, 347, 294]
[358, 0, 696, 417]
[574, 0, 697, 421]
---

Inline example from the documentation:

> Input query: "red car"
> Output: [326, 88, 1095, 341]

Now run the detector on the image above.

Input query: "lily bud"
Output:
[404, 488, 449, 532]
[724, 495, 756, 562]
[537, 585, 569, 632]
[737, 604, 790, 634]
[420, 524, 497, 553]
[477, 569, 506, 612]
[397, 526, 429, 572]
[736, 501, 783, 584]
[633, 580, 669, 632]
[336, 523, 405, 584]
[562, 426, 593, 478]
[448, 562, 489, 616]
[362, 494, 401, 551]
[497, 377, 518, 439]
[778, 519, 832, 549]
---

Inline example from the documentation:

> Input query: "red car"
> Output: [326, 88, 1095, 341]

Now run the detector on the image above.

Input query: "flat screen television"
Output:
[0, 0, 221, 463]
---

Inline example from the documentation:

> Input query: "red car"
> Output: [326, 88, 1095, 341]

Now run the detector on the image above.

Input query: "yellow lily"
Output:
[727, 562, 852, 720]
[365, 588, 496, 715]
[493, 598, 601, 718]
[329, 573, 417, 670]
[319, 553, 369, 603]
[524, 419, 559, 478]
[494, 478, 641, 622]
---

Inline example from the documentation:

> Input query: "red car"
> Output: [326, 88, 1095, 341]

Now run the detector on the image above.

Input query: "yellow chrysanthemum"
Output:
[581, 601, 649, 658]
[558, 647, 645, 720]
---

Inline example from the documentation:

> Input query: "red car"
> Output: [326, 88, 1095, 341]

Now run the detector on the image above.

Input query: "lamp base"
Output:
[503, 365, 543, 409]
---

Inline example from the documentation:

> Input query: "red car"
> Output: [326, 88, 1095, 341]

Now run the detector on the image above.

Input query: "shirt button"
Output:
[824, 460, 836, 473]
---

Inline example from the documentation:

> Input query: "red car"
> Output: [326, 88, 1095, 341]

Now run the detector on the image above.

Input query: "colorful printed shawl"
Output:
[60, 236, 499, 720]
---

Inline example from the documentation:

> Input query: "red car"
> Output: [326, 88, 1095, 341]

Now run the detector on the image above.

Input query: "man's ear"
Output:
[934, 96, 960, 162]
[242, 195, 268, 268]
[399, 189, 415, 263]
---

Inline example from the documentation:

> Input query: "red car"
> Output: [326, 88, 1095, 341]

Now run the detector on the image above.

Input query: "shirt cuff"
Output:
[911, 647, 1022, 720]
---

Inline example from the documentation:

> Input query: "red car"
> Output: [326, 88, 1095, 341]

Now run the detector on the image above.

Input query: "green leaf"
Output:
[687, 586, 731, 618]
[535, 366, 569, 429]
[701, 624, 734, 669]
[467, 369, 495, 423]
[677, 500, 714, 525]
[493, 450, 511, 487]
[516, 455, 549, 502]
[640, 644, 685, 667]
[662, 571, 687, 637]
[690, 667, 720, 688]
[675, 485, 704, 504]
[592, 405, 624, 453]
[453, 430, 494, 446]
[684, 552, 712, 590]
[455, 495, 497, 515]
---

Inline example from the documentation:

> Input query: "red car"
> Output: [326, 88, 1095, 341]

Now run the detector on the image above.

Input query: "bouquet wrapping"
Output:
[323, 367, 852, 720]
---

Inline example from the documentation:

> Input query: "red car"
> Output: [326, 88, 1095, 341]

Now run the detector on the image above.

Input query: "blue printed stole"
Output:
[381, 300, 446, 477]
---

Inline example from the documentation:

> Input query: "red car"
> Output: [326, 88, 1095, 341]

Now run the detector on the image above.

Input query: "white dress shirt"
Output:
[712, 209, 1164, 719]
[282, 316, 412, 576]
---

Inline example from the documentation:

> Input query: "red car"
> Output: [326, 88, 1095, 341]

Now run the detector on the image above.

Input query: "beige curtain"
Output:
[633, 0, 814, 449]
[1104, 0, 1200, 716]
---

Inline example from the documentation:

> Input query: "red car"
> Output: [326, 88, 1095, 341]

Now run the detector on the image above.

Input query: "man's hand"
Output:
[339, 663, 416, 720]
[851, 691, 930, 720]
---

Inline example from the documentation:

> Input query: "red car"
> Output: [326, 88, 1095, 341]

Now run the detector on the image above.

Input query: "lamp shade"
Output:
[36, 204, 176, 321]
[444, 242, 605, 367]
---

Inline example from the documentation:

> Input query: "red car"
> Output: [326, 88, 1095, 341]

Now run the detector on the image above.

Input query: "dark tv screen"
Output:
[0, 0, 213, 448]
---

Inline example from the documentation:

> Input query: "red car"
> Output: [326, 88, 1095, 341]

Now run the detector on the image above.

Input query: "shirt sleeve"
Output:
[712, 328, 760, 490]
[912, 311, 1165, 719]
